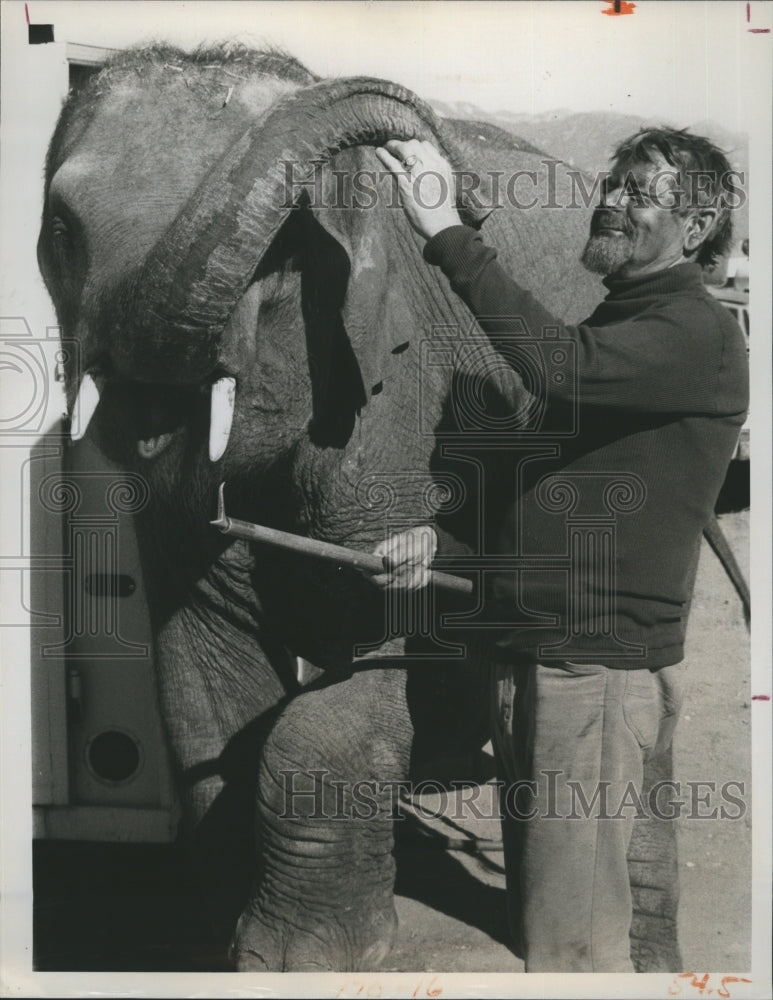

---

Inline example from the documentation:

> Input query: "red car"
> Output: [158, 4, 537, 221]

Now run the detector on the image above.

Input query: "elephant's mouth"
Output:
[79, 373, 236, 463]
[73, 369, 237, 462]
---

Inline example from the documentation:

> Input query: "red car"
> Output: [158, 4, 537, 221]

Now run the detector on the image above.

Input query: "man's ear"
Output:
[684, 208, 718, 254]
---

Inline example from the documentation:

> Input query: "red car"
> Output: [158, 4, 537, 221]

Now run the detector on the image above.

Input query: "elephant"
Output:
[37, 43, 684, 972]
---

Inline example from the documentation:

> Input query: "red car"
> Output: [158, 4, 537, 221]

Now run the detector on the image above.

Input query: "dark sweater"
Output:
[424, 226, 749, 669]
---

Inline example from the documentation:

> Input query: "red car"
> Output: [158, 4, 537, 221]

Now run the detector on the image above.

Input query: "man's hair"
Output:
[611, 127, 737, 267]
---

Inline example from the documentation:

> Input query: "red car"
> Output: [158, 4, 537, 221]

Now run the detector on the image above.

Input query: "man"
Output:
[371, 129, 749, 971]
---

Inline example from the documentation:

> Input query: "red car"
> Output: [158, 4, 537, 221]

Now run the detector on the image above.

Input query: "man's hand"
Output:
[375, 139, 461, 240]
[370, 525, 438, 590]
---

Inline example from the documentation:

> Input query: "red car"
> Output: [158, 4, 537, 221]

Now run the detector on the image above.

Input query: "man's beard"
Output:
[580, 233, 634, 275]
[580, 209, 635, 276]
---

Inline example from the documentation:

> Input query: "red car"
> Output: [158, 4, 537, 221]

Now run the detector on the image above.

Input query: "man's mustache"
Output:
[590, 209, 634, 237]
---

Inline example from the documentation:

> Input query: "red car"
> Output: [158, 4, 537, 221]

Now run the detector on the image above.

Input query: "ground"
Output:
[33, 504, 751, 973]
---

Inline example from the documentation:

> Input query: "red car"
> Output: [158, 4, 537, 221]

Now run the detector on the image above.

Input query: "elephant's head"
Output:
[38, 46, 488, 526]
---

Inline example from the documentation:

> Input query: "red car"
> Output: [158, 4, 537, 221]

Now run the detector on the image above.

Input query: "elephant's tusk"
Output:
[209, 376, 236, 461]
[71, 372, 101, 442]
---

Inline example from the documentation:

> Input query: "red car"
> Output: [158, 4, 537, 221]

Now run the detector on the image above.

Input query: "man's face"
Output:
[581, 154, 692, 279]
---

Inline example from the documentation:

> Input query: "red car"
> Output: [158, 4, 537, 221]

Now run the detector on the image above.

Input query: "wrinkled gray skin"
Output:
[38, 45, 681, 972]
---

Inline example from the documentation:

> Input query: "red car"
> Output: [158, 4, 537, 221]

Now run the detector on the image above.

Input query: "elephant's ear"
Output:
[304, 151, 409, 406]
[317, 212, 390, 396]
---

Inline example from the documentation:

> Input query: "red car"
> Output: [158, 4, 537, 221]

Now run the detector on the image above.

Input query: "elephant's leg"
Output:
[154, 603, 293, 952]
[232, 664, 415, 972]
[628, 743, 683, 972]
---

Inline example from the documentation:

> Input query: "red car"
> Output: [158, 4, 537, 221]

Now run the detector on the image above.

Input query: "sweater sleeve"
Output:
[432, 523, 474, 559]
[424, 225, 737, 416]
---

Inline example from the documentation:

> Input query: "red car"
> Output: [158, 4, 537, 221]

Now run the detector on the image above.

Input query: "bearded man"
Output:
[372, 128, 749, 972]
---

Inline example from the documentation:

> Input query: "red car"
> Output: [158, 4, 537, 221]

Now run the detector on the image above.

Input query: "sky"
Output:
[14, 0, 769, 135]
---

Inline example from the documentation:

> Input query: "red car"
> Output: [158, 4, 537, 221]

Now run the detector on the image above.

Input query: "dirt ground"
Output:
[33, 508, 752, 975]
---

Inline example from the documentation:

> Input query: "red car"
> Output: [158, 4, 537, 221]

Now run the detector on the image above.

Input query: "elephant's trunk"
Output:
[107, 77, 489, 387]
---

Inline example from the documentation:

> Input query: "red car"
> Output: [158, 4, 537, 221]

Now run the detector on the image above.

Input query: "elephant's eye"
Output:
[51, 216, 70, 255]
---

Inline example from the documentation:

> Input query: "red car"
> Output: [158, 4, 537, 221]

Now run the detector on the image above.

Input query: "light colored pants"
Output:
[490, 659, 685, 972]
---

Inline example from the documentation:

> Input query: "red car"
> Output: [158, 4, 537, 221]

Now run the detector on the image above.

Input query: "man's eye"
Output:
[602, 178, 626, 201]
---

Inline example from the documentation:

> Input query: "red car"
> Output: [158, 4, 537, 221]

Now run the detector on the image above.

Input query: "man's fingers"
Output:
[375, 146, 406, 176]
[377, 140, 422, 177]
[370, 527, 438, 587]
[383, 138, 421, 160]
[373, 537, 392, 559]
[371, 569, 430, 592]
[408, 565, 431, 590]
[381, 537, 433, 571]
[384, 138, 443, 162]
[371, 571, 415, 590]
[377, 140, 444, 178]
[383, 138, 407, 155]
[374, 535, 407, 566]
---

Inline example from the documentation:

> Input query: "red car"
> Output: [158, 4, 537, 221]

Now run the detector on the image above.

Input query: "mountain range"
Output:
[430, 101, 749, 246]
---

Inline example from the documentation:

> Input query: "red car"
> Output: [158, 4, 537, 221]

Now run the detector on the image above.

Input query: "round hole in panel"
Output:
[85, 728, 144, 785]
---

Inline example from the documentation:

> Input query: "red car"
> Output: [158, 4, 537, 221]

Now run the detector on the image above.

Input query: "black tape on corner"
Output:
[29, 24, 55, 44]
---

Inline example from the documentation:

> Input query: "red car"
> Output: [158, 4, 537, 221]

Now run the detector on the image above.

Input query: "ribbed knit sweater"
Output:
[424, 225, 749, 669]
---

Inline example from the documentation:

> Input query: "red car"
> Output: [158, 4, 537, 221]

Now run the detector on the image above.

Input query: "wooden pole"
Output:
[211, 483, 473, 596]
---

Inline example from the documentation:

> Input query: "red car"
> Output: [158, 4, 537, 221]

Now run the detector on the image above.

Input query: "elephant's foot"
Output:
[630, 920, 682, 974]
[231, 897, 398, 972]
[629, 855, 683, 972]
[628, 747, 683, 973]
[235, 667, 413, 971]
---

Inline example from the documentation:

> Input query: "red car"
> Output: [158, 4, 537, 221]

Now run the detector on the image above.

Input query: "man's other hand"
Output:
[370, 525, 438, 590]
[375, 139, 461, 240]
